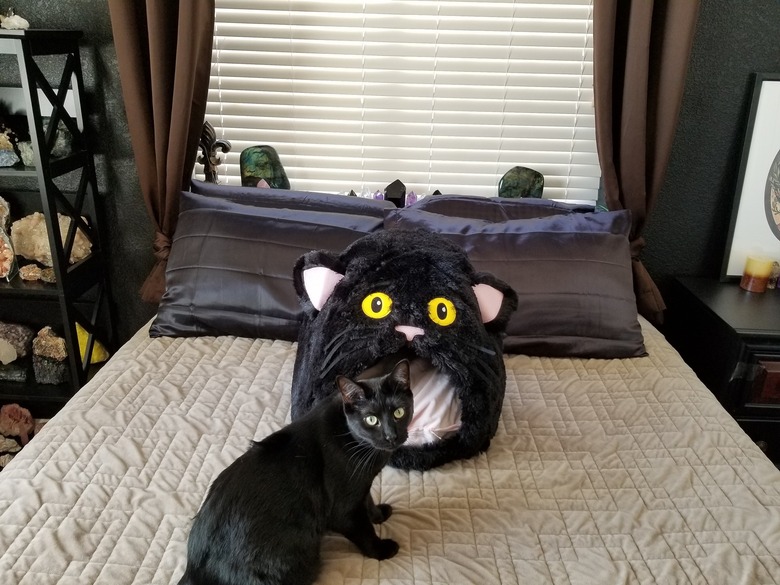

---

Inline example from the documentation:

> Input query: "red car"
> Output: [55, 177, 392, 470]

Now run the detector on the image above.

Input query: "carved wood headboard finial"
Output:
[198, 121, 232, 183]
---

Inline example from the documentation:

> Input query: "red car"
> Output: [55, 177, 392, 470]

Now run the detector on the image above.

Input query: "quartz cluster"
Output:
[10, 212, 91, 266]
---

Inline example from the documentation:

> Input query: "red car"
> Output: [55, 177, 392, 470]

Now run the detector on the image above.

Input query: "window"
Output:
[205, 0, 598, 202]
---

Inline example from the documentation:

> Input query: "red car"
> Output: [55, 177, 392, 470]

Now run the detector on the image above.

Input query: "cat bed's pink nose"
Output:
[395, 325, 425, 342]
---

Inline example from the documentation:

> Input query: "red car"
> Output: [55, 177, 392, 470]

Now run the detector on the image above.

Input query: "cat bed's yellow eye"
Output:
[393, 407, 405, 419]
[361, 292, 393, 319]
[428, 297, 456, 326]
[365, 415, 379, 426]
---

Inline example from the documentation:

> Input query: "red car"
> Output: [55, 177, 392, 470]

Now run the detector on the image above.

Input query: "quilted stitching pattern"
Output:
[0, 319, 779, 584]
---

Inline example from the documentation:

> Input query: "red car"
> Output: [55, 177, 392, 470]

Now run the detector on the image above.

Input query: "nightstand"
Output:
[664, 276, 780, 464]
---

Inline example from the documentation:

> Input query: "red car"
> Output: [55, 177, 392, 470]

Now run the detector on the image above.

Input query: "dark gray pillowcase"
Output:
[190, 179, 395, 216]
[415, 194, 594, 221]
[384, 207, 646, 358]
[150, 190, 386, 340]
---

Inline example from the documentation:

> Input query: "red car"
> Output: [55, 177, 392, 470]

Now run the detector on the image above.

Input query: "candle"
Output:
[740, 255, 775, 293]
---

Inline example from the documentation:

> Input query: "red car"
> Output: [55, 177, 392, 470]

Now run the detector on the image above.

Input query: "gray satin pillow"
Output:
[384, 207, 646, 358]
[190, 179, 395, 216]
[414, 194, 594, 221]
[150, 190, 385, 340]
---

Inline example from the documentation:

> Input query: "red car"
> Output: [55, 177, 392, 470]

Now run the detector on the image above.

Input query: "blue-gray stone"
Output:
[0, 150, 19, 167]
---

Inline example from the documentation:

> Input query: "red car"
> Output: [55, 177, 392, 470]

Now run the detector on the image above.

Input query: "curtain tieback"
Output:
[153, 232, 171, 261]
[629, 236, 646, 260]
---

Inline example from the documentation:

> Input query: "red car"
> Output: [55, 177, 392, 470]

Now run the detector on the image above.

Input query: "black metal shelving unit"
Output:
[0, 29, 114, 418]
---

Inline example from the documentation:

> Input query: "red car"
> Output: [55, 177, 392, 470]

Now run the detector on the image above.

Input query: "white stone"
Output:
[0, 339, 16, 365]
[0, 13, 30, 30]
[10, 212, 91, 267]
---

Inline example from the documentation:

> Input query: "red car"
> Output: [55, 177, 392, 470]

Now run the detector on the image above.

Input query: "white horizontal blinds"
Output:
[205, 0, 599, 200]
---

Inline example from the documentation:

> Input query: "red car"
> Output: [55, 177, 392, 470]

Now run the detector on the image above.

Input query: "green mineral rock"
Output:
[498, 166, 544, 198]
[239, 145, 290, 189]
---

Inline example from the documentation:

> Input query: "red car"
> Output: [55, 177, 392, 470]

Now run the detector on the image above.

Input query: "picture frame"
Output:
[721, 73, 780, 279]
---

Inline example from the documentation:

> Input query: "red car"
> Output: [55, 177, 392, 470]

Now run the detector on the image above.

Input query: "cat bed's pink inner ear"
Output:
[303, 267, 344, 311]
[473, 283, 504, 323]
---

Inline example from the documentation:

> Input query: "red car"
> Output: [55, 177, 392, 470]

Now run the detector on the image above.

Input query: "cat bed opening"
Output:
[356, 352, 461, 447]
[291, 229, 517, 471]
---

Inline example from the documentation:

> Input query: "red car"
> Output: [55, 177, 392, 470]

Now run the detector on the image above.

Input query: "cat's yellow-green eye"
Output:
[428, 297, 456, 326]
[393, 408, 405, 419]
[365, 415, 379, 426]
[361, 292, 393, 319]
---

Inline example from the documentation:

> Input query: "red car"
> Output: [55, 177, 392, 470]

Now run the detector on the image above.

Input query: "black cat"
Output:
[177, 360, 414, 585]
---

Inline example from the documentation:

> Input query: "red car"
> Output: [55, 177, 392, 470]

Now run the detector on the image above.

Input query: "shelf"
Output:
[0, 384, 71, 418]
[0, 165, 37, 178]
[0, 254, 103, 299]
[0, 153, 88, 180]
[0, 357, 106, 418]
[0, 378, 70, 404]
[0, 276, 60, 298]
[0, 29, 83, 56]
[0, 28, 115, 417]
[0, 361, 72, 419]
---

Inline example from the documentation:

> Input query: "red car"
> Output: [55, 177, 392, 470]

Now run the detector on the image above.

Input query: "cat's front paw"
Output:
[375, 538, 399, 560]
[370, 503, 393, 523]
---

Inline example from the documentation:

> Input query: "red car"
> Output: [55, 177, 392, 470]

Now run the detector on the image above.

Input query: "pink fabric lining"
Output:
[404, 358, 462, 446]
[356, 356, 462, 446]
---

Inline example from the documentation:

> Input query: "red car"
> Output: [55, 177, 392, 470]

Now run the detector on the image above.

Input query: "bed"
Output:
[1, 179, 779, 585]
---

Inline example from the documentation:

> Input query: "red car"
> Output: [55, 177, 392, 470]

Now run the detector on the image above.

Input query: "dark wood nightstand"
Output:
[665, 276, 780, 464]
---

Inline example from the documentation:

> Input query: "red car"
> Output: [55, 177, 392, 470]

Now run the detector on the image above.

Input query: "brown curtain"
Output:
[593, 0, 700, 324]
[108, 0, 215, 303]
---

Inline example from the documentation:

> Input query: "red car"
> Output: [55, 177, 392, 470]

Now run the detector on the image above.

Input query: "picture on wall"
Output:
[722, 73, 780, 279]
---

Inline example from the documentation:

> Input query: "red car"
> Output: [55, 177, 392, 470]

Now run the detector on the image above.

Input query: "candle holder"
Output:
[740, 255, 775, 293]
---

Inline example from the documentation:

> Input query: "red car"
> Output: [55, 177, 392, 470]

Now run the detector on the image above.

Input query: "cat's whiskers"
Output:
[345, 440, 366, 457]
[463, 339, 497, 357]
[453, 341, 500, 384]
[346, 441, 377, 479]
[322, 327, 352, 353]
[471, 356, 498, 388]
[319, 337, 351, 380]
[319, 329, 375, 380]
[355, 446, 381, 480]
[345, 438, 369, 456]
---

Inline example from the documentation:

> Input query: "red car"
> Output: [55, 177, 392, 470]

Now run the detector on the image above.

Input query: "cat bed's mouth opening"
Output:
[357, 349, 462, 447]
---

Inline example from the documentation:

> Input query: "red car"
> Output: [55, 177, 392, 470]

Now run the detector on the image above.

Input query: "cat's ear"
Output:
[293, 250, 345, 313]
[472, 272, 518, 331]
[336, 375, 366, 405]
[391, 359, 411, 390]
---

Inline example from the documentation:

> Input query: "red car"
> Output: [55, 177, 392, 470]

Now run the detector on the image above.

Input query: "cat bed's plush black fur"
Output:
[291, 229, 518, 470]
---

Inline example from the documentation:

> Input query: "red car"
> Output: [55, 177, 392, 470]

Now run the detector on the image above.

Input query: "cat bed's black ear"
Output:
[472, 272, 518, 334]
[293, 250, 345, 315]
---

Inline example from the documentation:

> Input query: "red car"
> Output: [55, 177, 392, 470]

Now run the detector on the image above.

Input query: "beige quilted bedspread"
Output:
[1, 318, 779, 584]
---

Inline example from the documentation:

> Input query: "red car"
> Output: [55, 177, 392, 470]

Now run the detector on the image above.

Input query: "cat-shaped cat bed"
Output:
[291, 229, 518, 470]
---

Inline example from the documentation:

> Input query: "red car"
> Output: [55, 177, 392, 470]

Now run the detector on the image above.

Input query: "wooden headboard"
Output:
[197, 121, 231, 183]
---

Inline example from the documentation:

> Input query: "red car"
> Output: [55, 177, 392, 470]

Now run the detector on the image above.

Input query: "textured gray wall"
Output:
[644, 0, 780, 301]
[2, 0, 777, 344]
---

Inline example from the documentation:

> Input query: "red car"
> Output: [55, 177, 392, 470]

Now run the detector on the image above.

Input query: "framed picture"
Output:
[721, 73, 780, 279]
